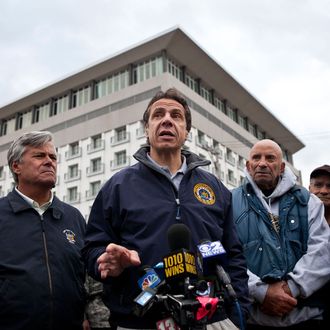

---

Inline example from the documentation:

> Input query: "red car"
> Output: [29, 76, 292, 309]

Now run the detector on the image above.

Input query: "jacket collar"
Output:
[133, 146, 210, 172]
[7, 189, 63, 220]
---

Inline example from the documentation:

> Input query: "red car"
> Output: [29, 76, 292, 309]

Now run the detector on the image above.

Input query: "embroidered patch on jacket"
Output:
[63, 229, 76, 244]
[193, 183, 216, 205]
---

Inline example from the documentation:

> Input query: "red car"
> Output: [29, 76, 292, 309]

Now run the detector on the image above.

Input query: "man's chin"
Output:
[254, 178, 275, 190]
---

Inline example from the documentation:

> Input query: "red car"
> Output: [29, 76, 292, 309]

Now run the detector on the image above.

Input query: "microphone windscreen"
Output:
[167, 223, 191, 251]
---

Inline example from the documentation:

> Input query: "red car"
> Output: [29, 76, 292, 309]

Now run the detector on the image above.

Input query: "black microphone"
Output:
[197, 240, 237, 300]
[163, 224, 198, 290]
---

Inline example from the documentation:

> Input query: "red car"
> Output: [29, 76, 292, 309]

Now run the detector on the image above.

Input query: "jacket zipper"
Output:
[40, 214, 54, 329]
[175, 198, 181, 220]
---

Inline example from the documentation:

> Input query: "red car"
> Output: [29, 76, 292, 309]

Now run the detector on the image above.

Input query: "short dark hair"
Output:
[143, 88, 192, 132]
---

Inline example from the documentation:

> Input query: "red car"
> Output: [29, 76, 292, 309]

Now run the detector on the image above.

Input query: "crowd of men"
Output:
[0, 88, 329, 330]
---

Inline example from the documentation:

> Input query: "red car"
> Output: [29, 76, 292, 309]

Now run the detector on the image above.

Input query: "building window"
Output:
[0, 120, 7, 136]
[238, 156, 245, 170]
[71, 86, 90, 108]
[167, 58, 182, 80]
[226, 148, 236, 165]
[87, 157, 105, 176]
[227, 169, 237, 186]
[238, 114, 246, 129]
[0, 166, 4, 180]
[227, 106, 237, 122]
[32, 108, 40, 124]
[116, 126, 127, 142]
[185, 73, 198, 92]
[15, 113, 23, 130]
[52, 95, 69, 114]
[200, 86, 211, 102]
[88, 134, 105, 153]
[91, 157, 101, 173]
[65, 142, 81, 159]
[111, 127, 130, 145]
[116, 150, 127, 166]
[257, 128, 265, 140]
[86, 180, 102, 200]
[132, 57, 163, 84]
[196, 130, 207, 148]
[248, 122, 256, 137]
[67, 186, 79, 203]
[111, 150, 128, 169]
[92, 135, 101, 149]
[214, 97, 226, 113]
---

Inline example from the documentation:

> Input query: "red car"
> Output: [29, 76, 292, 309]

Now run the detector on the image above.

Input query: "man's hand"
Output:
[260, 281, 297, 317]
[97, 243, 141, 278]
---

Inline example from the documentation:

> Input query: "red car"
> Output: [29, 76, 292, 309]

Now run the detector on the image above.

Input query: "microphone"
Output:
[163, 224, 198, 288]
[137, 265, 161, 290]
[133, 265, 166, 317]
[197, 240, 237, 300]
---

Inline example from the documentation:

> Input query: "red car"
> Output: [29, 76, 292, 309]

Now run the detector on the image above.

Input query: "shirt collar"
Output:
[147, 153, 187, 178]
[15, 187, 53, 210]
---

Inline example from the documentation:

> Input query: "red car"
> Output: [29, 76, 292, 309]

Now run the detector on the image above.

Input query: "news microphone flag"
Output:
[137, 266, 161, 290]
[163, 223, 198, 281]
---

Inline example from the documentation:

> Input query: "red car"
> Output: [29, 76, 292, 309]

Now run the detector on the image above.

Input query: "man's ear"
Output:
[12, 161, 21, 176]
[246, 160, 251, 172]
[280, 161, 285, 174]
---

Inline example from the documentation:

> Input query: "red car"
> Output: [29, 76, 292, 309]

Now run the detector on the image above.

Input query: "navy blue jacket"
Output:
[83, 147, 249, 328]
[0, 190, 86, 330]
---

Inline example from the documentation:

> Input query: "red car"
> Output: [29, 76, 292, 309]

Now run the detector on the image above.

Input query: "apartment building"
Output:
[0, 27, 304, 219]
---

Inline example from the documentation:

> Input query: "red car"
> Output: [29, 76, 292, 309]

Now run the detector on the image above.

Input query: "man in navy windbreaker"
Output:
[0, 131, 86, 330]
[83, 88, 250, 329]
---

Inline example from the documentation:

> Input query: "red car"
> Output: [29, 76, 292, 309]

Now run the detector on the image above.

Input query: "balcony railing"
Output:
[65, 147, 82, 160]
[87, 140, 105, 154]
[63, 192, 81, 204]
[110, 157, 130, 170]
[64, 170, 81, 182]
[111, 132, 130, 146]
[86, 163, 105, 176]
[225, 154, 236, 166]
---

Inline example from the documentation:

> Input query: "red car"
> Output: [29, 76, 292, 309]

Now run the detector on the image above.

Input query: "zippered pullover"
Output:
[83, 146, 250, 328]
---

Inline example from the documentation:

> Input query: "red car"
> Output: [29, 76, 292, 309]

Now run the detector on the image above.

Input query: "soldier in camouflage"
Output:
[83, 275, 111, 330]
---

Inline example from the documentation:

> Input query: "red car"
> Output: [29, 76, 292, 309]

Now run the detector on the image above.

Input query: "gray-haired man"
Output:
[0, 131, 86, 330]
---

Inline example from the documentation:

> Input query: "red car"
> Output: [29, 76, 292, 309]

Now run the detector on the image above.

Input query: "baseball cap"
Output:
[310, 165, 330, 179]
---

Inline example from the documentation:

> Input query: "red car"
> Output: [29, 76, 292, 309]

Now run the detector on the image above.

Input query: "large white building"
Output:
[0, 27, 304, 219]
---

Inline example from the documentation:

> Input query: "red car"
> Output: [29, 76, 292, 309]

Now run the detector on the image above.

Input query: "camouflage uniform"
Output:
[85, 275, 111, 329]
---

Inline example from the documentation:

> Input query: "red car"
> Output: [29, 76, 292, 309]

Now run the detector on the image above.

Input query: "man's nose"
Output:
[257, 158, 267, 167]
[161, 113, 173, 125]
[44, 155, 55, 164]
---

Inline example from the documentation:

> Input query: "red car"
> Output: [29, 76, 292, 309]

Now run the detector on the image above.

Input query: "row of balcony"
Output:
[61, 158, 130, 183]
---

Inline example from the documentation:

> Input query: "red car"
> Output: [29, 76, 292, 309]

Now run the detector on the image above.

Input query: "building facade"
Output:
[0, 28, 304, 219]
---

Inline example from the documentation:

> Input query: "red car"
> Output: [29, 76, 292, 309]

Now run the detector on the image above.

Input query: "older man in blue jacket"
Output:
[232, 139, 330, 329]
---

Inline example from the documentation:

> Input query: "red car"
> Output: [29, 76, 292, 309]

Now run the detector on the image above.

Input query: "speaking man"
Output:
[83, 88, 250, 329]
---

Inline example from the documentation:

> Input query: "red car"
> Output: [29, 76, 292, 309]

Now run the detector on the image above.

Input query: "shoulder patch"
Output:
[193, 183, 216, 205]
[63, 229, 76, 244]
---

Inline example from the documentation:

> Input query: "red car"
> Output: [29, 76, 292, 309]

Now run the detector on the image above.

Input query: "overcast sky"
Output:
[1, 0, 329, 186]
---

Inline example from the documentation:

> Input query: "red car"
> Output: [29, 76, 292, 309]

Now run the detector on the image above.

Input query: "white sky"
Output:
[1, 0, 329, 186]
